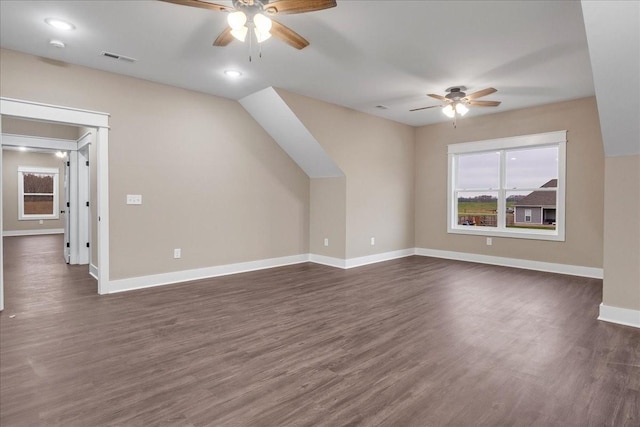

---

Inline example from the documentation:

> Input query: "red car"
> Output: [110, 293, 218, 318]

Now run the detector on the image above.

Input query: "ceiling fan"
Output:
[159, 0, 337, 50]
[410, 86, 501, 118]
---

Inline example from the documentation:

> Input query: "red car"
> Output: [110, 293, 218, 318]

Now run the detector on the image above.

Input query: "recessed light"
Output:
[45, 18, 75, 31]
[224, 69, 242, 77]
[49, 39, 66, 48]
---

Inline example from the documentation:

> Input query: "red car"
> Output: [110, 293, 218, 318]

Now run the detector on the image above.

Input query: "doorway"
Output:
[0, 97, 110, 310]
[3, 131, 92, 268]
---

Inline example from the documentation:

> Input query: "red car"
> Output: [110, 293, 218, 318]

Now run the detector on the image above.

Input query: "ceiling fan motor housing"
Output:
[445, 86, 467, 101]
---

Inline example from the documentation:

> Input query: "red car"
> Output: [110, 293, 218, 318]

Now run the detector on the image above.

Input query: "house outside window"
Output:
[515, 181, 557, 226]
[448, 131, 566, 241]
[18, 166, 60, 220]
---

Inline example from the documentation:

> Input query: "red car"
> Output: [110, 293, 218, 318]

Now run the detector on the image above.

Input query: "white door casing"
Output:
[0, 97, 110, 310]
[64, 156, 71, 263]
[77, 138, 91, 265]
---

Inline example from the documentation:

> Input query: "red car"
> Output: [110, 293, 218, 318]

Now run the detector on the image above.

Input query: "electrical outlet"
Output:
[126, 194, 142, 205]
[324, 238, 329, 247]
[173, 248, 181, 259]
[370, 237, 375, 246]
[486, 237, 493, 246]
[39, 219, 44, 225]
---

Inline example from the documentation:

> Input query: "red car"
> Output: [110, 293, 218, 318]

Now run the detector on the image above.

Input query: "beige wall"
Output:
[2, 149, 65, 232]
[0, 49, 309, 280]
[310, 177, 346, 258]
[415, 97, 605, 268]
[278, 90, 415, 259]
[2, 117, 79, 140]
[0, 50, 620, 301]
[603, 155, 640, 311]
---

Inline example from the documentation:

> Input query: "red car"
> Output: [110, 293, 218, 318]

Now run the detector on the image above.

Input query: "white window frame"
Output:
[447, 130, 566, 241]
[18, 166, 60, 221]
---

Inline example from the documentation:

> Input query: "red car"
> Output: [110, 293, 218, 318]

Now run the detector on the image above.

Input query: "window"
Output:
[448, 131, 566, 241]
[18, 166, 60, 220]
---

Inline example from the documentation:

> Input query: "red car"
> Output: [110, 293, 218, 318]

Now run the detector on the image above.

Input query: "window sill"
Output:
[19, 215, 59, 221]
[448, 226, 565, 242]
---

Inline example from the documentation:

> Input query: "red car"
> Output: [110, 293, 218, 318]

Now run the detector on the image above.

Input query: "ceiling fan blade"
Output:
[213, 27, 234, 46]
[265, 0, 337, 15]
[158, 0, 233, 12]
[464, 87, 497, 100]
[467, 100, 502, 107]
[410, 105, 443, 112]
[427, 94, 448, 102]
[270, 20, 309, 49]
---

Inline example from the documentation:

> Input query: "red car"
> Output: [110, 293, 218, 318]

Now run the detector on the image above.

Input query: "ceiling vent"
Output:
[100, 51, 137, 63]
[375, 105, 389, 110]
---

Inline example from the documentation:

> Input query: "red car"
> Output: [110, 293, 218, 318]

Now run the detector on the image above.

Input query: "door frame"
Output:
[3, 132, 92, 265]
[0, 97, 110, 310]
[76, 135, 91, 266]
[64, 151, 71, 263]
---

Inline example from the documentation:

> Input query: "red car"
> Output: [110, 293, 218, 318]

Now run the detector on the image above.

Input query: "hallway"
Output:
[1, 234, 96, 314]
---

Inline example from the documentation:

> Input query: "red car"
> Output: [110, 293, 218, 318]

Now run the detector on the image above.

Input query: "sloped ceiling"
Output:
[582, 1, 640, 157]
[240, 87, 343, 178]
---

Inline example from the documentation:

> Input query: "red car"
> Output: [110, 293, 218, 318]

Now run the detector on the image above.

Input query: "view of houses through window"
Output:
[455, 146, 558, 231]
[448, 131, 566, 241]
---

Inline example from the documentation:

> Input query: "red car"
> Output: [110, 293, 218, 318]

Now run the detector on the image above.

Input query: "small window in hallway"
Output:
[18, 166, 60, 220]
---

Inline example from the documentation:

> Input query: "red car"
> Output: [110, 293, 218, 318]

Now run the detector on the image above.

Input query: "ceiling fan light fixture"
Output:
[442, 104, 455, 118]
[227, 11, 247, 30]
[455, 103, 469, 116]
[255, 29, 272, 43]
[253, 13, 272, 43]
[254, 13, 272, 33]
[231, 27, 248, 42]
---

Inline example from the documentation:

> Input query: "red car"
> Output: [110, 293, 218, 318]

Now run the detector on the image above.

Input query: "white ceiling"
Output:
[0, 0, 596, 127]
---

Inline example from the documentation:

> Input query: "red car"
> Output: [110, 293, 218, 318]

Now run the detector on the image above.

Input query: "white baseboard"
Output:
[415, 247, 603, 279]
[108, 249, 419, 294]
[3, 228, 64, 237]
[598, 303, 640, 328]
[105, 246, 605, 295]
[309, 249, 415, 269]
[309, 254, 346, 268]
[344, 248, 416, 269]
[107, 254, 309, 294]
[89, 263, 98, 280]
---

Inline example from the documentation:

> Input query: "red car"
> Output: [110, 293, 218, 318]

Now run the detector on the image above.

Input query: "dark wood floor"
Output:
[1, 235, 638, 426]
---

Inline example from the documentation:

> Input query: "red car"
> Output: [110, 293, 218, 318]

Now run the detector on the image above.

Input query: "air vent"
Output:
[100, 51, 137, 63]
[375, 105, 389, 110]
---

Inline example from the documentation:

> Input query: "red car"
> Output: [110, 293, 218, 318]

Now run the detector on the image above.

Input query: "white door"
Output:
[63, 156, 70, 263]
